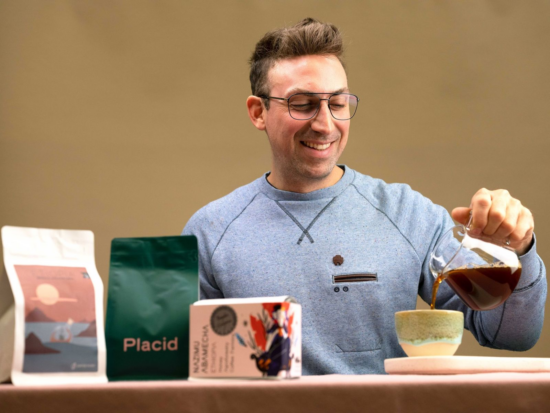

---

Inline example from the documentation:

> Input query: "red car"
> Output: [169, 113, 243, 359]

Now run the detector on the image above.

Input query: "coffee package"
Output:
[0, 226, 107, 385]
[189, 296, 301, 379]
[105, 235, 198, 381]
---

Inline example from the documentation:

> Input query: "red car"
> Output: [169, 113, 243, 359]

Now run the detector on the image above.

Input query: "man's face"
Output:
[262, 55, 350, 188]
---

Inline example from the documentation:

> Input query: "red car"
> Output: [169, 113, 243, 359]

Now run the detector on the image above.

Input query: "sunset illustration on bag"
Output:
[15, 265, 98, 373]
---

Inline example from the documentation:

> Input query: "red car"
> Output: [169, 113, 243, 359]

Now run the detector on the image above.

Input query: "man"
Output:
[183, 18, 546, 375]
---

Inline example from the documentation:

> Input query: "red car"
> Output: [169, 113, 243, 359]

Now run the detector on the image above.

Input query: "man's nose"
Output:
[310, 100, 335, 134]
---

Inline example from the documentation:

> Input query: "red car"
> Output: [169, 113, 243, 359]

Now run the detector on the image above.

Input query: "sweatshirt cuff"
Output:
[516, 233, 542, 290]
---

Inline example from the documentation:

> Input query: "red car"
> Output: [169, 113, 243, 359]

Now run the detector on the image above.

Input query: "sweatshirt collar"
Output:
[257, 165, 355, 201]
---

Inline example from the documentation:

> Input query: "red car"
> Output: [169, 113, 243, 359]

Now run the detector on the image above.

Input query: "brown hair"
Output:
[249, 18, 345, 104]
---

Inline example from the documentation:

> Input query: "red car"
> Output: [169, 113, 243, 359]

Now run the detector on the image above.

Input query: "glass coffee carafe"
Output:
[429, 214, 522, 311]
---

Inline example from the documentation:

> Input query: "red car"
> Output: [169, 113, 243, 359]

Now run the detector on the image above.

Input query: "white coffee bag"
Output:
[1, 226, 107, 385]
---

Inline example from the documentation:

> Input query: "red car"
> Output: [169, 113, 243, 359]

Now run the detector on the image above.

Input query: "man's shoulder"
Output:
[349, 169, 420, 208]
[349, 167, 451, 260]
[183, 176, 264, 238]
[349, 167, 447, 225]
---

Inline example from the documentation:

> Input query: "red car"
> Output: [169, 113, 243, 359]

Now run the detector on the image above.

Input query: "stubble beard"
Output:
[275, 140, 341, 189]
[290, 155, 336, 182]
[293, 129, 342, 181]
[266, 123, 344, 190]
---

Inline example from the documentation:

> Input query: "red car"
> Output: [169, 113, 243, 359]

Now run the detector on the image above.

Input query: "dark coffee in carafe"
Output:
[431, 264, 522, 311]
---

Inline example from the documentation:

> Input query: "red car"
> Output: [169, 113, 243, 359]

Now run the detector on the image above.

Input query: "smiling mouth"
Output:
[301, 141, 331, 151]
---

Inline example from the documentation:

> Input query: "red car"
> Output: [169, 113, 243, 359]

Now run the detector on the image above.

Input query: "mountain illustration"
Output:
[26, 308, 55, 323]
[25, 333, 60, 354]
[76, 320, 97, 337]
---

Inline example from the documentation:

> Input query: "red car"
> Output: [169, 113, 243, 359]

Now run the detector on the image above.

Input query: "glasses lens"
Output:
[329, 94, 358, 120]
[288, 94, 320, 120]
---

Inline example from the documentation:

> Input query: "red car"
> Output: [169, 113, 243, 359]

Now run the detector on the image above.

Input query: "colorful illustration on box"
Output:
[15, 265, 98, 373]
[235, 303, 297, 377]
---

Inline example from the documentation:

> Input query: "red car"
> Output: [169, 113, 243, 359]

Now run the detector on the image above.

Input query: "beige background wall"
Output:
[1, 1, 549, 358]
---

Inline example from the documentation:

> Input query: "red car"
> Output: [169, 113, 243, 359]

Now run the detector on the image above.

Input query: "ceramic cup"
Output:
[395, 310, 464, 357]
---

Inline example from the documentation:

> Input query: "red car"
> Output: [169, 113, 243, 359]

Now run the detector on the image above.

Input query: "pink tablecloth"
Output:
[2, 373, 550, 413]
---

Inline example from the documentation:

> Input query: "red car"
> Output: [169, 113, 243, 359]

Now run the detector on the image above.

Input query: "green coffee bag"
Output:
[105, 236, 198, 381]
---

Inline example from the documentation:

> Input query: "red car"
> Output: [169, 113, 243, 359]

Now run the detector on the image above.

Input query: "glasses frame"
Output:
[258, 92, 359, 121]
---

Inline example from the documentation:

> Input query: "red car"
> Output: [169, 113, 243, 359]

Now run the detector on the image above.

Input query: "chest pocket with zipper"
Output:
[333, 272, 378, 284]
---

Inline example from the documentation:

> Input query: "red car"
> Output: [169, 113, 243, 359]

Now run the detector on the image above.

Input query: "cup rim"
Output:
[395, 309, 463, 316]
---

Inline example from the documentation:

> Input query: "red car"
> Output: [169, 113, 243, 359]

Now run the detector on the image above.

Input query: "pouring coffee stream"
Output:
[429, 212, 522, 311]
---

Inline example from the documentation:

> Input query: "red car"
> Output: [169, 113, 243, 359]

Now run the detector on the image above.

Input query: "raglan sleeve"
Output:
[418, 204, 547, 351]
[463, 238, 546, 351]
[182, 209, 224, 300]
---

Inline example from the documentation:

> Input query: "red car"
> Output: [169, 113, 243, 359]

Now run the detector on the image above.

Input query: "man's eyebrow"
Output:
[286, 87, 349, 95]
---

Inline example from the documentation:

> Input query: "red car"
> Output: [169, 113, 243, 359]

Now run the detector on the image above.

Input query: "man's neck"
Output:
[267, 166, 344, 193]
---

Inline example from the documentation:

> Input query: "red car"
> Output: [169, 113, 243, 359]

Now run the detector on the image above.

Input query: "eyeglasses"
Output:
[258, 92, 359, 121]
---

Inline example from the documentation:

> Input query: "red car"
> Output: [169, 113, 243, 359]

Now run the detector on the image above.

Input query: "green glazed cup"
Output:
[395, 310, 464, 357]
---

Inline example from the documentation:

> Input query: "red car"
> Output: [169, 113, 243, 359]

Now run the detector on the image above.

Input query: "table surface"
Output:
[2, 373, 550, 413]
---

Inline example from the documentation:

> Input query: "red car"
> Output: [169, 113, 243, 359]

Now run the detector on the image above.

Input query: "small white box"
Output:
[189, 296, 301, 379]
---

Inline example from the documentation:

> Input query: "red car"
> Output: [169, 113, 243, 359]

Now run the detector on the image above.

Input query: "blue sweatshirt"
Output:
[182, 166, 546, 375]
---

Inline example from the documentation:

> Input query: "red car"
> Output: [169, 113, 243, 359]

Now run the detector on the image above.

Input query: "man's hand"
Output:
[451, 188, 534, 256]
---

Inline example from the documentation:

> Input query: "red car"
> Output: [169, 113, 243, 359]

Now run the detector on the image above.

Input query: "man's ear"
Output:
[246, 96, 266, 131]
